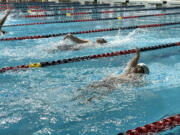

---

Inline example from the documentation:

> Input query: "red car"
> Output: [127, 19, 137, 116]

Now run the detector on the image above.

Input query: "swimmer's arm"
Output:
[126, 47, 140, 72]
[0, 9, 11, 30]
[64, 34, 89, 44]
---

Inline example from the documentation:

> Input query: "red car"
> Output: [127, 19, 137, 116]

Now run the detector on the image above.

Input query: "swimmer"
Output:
[118, 47, 149, 80]
[75, 48, 150, 102]
[0, 9, 11, 35]
[63, 33, 107, 44]
[52, 34, 107, 52]
[89, 47, 149, 89]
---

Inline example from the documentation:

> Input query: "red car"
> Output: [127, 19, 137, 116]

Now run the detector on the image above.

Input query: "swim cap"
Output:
[137, 63, 149, 74]
[96, 38, 107, 44]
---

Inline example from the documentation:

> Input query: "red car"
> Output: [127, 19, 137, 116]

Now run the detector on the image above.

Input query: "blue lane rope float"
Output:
[0, 2, 80, 5]
[1, 22, 180, 41]
[118, 114, 180, 135]
[4, 12, 180, 27]
[10, 5, 145, 13]
[23, 5, 145, 12]
[0, 2, 76, 5]
[0, 5, 143, 11]
[0, 3, 109, 7]
[0, 42, 180, 74]
[0, 3, 110, 10]
[24, 6, 180, 18]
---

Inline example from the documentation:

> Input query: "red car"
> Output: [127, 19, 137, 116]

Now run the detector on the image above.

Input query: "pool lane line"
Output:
[0, 5, 144, 11]
[0, 4, 111, 10]
[118, 114, 180, 135]
[0, 41, 180, 74]
[0, 2, 84, 6]
[26, 5, 144, 13]
[24, 6, 180, 18]
[4, 12, 180, 27]
[1, 21, 180, 41]
[26, 5, 145, 12]
[0, 3, 109, 7]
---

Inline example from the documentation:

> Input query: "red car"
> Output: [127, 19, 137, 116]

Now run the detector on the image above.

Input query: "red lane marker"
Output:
[24, 14, 46, 18]
[154, 13, 167, 16]
[71, 12, 89, 15]
[122, 114, 180, 135]
[122, 16, 139, 19]
[28, 6, 41, 9]
[101, 11, 114, 13]
[31, 9, 47, 12]
[138, 24, 163, 28]
[176, 42, 180, 46]
[0, 7, 13, 9]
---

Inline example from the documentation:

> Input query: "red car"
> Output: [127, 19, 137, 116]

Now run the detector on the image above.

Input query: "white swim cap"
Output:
[137, 63, 149, 74]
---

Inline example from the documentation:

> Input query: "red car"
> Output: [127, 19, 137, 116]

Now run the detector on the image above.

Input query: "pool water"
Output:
[0, 6, 180, 135]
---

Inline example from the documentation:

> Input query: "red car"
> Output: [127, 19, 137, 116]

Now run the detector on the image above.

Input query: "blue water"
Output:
[0, 6, 180, 135]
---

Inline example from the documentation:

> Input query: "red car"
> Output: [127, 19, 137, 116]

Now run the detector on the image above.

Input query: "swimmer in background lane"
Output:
[55, 34, 107, 51]
[0, 9, 11, 35]
[63, 33, 107, 44]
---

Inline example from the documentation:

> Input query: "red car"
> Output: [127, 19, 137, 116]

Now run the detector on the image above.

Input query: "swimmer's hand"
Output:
[136, 47, 140, 55]
[64, 34, 73, 40]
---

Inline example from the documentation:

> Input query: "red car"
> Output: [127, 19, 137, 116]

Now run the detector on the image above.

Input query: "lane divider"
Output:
[27, 5, 145, 12]
[0, 5, 144, 12]
[0, 42, 180, 74]
[24, 6, 180, 18]
[4, 12, 180, 27]
[118, 114, 180, 135]
[0, 4, 13, 6]
[0, 7, 14, 10]
[28, 6, 41, 8]
[2, 5, 142, 12]
[14, 5, 144, 12]
[0, 3, 110, 10]
[1, 22, 180, 41]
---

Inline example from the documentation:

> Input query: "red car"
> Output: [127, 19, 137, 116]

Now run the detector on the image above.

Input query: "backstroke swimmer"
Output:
[50, 34, 107, 52]
[75, 48, 150, 102]
[0, 9, 11, 35]
[89, 48, 149, 88]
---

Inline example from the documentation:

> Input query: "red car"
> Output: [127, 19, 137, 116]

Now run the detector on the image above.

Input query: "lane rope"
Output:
[24, 6, 180, 18]
[4, 12, 180, 27]
[1, 22, 180, 41]
[118, 114, 180, 135]
[0, 5, 141, 11]
[0, 3, 110, 10]
[0, 41, 180, 74]
[16, 5, 145, 12]
[0, 5, 144, 12]
[26, 5, 144, 12]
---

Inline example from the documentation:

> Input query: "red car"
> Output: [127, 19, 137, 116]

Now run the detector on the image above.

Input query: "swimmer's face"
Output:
[96, 38, 107, 44]
[134, 65, 145, 74]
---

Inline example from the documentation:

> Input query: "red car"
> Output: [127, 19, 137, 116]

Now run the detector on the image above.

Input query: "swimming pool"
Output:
[0, 4, 180, 135]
